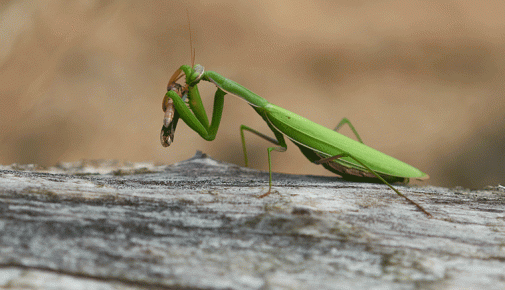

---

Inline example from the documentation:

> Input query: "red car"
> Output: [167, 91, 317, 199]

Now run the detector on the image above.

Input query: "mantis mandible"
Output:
[160, 63, 431, 217]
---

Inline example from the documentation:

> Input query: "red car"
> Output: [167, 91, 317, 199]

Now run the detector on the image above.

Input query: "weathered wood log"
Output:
[1, 152, 504, 289]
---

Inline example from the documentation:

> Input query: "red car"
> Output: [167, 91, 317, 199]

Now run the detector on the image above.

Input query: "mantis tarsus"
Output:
[160, 64, 431, 217]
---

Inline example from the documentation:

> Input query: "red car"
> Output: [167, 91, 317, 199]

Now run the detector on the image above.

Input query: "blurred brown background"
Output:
[1, 0, 504, 189]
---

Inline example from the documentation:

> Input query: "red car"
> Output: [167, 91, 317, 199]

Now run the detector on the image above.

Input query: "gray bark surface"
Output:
[1, 152, 504, 289]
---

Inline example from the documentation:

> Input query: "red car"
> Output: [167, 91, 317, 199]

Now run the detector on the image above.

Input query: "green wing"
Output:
[264, 104, 428, 179]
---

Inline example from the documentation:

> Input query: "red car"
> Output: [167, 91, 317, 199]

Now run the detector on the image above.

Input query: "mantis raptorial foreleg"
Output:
[165, 87, 226, 141]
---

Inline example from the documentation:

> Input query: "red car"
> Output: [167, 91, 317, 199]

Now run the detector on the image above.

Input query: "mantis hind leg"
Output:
[240, 125, 287, 197]
[315, 153, 432, 217]
[334, 118, 364, 144]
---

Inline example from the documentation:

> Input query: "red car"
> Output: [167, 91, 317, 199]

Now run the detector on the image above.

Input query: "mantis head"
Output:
[185, 64, 204, 86]
[160, 64, 205, 147]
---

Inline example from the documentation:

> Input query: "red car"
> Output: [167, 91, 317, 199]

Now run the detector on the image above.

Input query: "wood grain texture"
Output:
[1, 152, 504, 289]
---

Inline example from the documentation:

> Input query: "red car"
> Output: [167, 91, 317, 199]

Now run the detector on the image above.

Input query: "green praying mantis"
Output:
[160, 58, 431, 217]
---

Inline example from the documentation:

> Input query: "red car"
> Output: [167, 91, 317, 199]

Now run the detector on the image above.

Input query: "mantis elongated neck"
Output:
[203, 71, 269, 108]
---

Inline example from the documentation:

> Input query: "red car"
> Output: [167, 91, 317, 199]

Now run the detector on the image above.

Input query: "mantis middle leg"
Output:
[240, 125, 287, 197]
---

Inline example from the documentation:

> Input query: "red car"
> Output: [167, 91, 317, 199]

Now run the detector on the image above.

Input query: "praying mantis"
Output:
[160, 61, 431, 217]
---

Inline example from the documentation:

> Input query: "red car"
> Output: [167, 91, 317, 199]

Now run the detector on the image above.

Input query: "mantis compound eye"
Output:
[188, 64, 204, 85]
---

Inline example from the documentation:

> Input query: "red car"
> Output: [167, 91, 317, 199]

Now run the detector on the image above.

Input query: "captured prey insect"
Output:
[160, 64, 431, 217]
